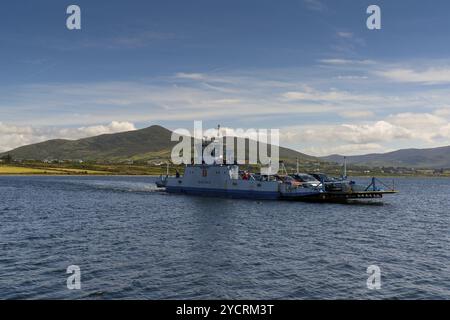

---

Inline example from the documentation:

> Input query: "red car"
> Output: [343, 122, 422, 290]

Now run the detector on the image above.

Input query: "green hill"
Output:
[1, 125, 318, 164]
[1, 125, 176, 162]
[322, 145, 450, 169]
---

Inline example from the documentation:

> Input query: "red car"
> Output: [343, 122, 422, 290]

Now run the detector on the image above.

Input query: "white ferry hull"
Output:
[161, 164, 321, 200]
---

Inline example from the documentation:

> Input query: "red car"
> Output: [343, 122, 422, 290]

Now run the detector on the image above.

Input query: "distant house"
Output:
[42, 159, 61, 164]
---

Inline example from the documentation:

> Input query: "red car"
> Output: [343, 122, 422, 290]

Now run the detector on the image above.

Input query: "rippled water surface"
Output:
[0, 176, 449, 299]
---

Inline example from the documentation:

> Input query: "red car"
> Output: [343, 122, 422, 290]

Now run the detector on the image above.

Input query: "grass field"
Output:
[0, 163, 175, 175]
[0, 165, 109, 175]
[0, 166, 52, 174]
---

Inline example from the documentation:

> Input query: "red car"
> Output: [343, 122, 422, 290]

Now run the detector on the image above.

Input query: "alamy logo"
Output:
[366, 265, 381, 290]
[366, 5, 381, 30]
[66, 5, 81, 30]
[171, 121, 280, 175]
[66, 265, 81, 290]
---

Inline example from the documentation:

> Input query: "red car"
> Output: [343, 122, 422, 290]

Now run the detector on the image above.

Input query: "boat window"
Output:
[295, 174, 318, 182]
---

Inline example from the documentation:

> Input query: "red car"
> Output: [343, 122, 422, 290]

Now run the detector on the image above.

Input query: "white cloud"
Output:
[280, 122, 412, 151]
[303, 0, 326, 11]
[5, 67, 447, 129]
[319, 59, 375, 65]
[111, 31, 175, 48]
[0, 123, 38, 153]
[4, 81, 376, 127]
[336, 75, 368, 80]
[433, 107, 450, 117]
[303, 143, 384, 156]
[281, 88, 379, 103]
[337, 121, 413, 144]
[0, 121, 136, 152]
[174, 73, 206, 80]
[387, 112, 446, 128]
[0, 123, 33, 135]
[439, 124, 450, 139]
[376, 67, 450, 85]
[386, 112, 448, 142]
[58, 121, 136, 138]
[207, 99, 242, 105]
[337, 32, 353, 39]
[338, 110, 375, 119]
[283, 89, 331, 101]
[279, 110, 450, 156]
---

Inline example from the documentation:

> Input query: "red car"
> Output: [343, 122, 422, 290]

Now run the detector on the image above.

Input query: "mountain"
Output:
[1, 125, 318, 163]
[322, 145, 450, 169]
[5, 124, 449, 168]
[1, 125, 176, 162]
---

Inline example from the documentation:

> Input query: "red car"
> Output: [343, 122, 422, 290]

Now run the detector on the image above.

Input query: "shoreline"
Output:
[1, 164, 449, 178]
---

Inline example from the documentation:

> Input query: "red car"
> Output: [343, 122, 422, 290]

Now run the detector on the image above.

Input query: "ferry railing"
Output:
[364, 177, 396, 192]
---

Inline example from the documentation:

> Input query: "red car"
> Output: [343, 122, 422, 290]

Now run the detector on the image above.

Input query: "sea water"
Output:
[0, 176, 449, 299]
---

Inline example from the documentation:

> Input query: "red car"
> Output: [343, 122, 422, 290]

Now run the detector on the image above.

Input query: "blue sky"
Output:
[1, 0, 450, 156]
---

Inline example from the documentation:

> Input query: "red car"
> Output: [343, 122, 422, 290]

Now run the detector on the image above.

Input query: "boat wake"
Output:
[63, 179, 164, 194]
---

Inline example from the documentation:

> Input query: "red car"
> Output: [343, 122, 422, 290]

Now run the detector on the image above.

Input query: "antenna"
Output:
[280, 161, 287, 175]
[343, 156, 347, 179]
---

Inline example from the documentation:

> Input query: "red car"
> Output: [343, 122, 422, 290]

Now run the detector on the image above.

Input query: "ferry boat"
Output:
[156, 165, 397, 202]
[157, 163, 322, 200]
[156, 129, 397, 202]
